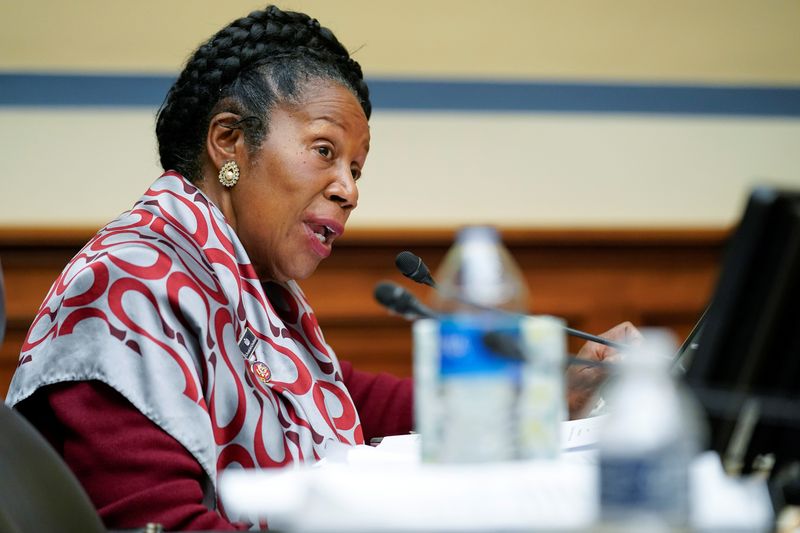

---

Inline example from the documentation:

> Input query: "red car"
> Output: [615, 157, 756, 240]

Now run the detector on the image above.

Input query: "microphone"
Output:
[394, 250, 627, 351]
[482, 331, 610, 369]
[373, 281, 438, 320]
[373, 281, 609, 368]
[395, 251, 437, 288]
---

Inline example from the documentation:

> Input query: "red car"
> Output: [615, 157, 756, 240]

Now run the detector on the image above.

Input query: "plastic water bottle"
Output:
[598, 329, 706, 528]
[430, 226, 530, 462]
[518, 315, 567, 460]
[434, 226, 528, 314]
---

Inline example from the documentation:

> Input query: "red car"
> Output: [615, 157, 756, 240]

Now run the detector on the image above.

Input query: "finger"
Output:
[576, 322, 642, 362]
[601, 321, 643, 345]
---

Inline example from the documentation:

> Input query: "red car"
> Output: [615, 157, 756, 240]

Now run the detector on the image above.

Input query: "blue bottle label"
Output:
[438, 315, 521, 377]
[600, 450, 690, 522]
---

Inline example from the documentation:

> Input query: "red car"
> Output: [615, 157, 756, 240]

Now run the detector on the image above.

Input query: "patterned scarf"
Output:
[7, 172, 363, 520]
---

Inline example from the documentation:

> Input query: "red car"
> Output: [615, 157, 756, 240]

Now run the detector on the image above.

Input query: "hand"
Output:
[566, 321, 642, 419]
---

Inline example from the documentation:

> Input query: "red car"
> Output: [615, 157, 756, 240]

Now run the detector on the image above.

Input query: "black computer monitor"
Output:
[684, 187, 800, 483]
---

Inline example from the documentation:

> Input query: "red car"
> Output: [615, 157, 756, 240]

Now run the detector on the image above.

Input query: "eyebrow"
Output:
[309, 115, 370, 152]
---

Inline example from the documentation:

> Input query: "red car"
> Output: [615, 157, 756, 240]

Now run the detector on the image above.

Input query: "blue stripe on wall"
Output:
[1, 72, 799, 116]
[0, 73, 175, 107]
[370, 79, 800, 116]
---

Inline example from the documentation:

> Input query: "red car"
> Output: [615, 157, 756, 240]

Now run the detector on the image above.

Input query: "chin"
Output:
[292, 266, 320, 281]
[281, 259, 323, 282]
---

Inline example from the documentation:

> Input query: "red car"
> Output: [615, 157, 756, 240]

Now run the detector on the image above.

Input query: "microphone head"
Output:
[395, 251, 436, 287]
[374, 281, 403, 309]
[373, 280, 436, 320]
[395, 251, 422, 277]
[482, 331, 525, 360]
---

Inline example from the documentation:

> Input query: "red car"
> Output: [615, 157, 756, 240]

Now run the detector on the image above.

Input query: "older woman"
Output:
[7, 6, 410, 530]
[7, 4, 636, 531]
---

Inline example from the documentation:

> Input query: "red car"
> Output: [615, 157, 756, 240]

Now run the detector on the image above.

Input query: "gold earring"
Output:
[218, 160, 240, 187]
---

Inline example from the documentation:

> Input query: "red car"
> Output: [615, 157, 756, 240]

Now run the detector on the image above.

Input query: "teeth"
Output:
[314, 232, 327, 243]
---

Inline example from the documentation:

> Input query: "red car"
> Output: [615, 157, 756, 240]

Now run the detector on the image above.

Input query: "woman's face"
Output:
[231, 81, 370, 282]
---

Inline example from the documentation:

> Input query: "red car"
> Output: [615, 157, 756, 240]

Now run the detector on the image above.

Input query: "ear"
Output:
[206, 112, 248, 170]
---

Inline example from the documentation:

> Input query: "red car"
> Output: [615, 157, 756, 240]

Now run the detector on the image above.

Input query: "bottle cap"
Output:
[456, 225, 499, 242]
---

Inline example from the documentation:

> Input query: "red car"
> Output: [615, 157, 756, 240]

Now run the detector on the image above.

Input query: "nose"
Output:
[325, 166, 358, 210]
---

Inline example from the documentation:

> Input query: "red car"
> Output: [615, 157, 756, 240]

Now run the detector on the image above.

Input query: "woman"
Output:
[7, 6, 410, 530]
[7, 4, 635, 531]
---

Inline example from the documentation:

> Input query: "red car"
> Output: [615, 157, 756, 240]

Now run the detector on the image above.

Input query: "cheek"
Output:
[268, 156, 312, 197]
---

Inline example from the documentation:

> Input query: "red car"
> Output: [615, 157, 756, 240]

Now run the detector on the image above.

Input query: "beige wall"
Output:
[2, 0, 799, 229]
[3, 0, 799, 83]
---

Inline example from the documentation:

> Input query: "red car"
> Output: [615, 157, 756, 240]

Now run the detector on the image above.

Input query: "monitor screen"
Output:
[685, 187, 800, 477]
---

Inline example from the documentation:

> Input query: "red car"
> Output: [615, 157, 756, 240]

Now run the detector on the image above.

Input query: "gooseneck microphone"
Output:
[373, 280, 609, 368]
[482, 330, 609, 368]
[374, 281, 438, 320]
[394, 250, 627, 351]
[395, 251, 437, 288]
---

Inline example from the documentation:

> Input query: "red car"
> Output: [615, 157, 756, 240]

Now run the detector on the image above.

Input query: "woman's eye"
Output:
[316, 146, 332, 158]
[351, 167, 362, 181]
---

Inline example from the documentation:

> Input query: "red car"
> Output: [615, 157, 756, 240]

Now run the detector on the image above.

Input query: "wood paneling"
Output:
[0, 227, 727, 397]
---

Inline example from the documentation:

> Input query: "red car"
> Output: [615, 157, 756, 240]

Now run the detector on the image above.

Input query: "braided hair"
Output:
[156, 5, 371, 182]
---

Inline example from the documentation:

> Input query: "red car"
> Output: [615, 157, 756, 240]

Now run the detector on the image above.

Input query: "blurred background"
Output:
[1, 0, 799, 395]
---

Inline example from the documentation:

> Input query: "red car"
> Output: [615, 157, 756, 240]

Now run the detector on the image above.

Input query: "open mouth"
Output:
[308, 223, 336, 245]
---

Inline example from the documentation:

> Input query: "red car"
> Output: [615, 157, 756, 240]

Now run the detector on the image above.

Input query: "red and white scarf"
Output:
[8, 172, 363, 519]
